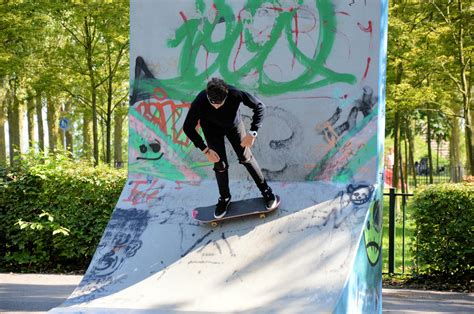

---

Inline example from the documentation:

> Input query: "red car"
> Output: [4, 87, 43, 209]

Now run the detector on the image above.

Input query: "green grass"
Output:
[382, 194, 417, 274]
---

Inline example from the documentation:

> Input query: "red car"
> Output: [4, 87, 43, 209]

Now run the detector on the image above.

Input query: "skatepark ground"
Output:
[0, 273, 472, 313]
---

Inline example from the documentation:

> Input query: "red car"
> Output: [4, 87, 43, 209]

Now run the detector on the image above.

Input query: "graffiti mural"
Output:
[123, 177, 163, 206]
[318, 86, 377, 145]
[129, 0, 381, 182]
[240, 106, 304, 180]
[364, 198, 382, 266]
[321, 183, 374, 228]
[89, 208, 149, 278]
[64, 208, 150, 304]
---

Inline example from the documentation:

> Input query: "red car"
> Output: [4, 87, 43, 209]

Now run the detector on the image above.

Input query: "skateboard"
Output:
[192, 195, 281, 226]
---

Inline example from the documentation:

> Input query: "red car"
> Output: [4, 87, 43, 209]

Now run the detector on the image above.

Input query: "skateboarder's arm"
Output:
[240, 91, 265, 132]
[183, 98, 207, 151]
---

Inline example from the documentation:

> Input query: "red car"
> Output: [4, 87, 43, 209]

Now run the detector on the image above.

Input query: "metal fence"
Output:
[383, 167, 471, 274]
[384, 188, 413, 274]
[386, 166, 470, 189]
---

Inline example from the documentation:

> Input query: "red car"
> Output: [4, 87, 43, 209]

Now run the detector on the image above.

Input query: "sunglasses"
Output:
[207, 93, 228, 106]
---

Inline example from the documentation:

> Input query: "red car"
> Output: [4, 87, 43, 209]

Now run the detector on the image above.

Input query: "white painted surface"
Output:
[51, 179, 373, 312]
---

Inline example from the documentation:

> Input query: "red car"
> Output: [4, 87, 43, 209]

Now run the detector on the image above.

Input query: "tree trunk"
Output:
[471, 107, 474, 168]
[66, 130, 73, 156]
[83, 112, 92, 159]
[64, 101, 73, 157]
[7, 87, 21, 165]
[106, 82, 112, 165]
[26, 96, 35, 149]
[91, 86, 99, 165]
[105, 43, 113, 165]
[392, 61, 403, 189]
[35, 92, 45, 153]
[399, 116, 407, 193]
[393, 111, 401, 189]
[449, 116, 462, 182]
[407, 119, 417, 188]
[0, 96, 7, 165]
[426, 107, 434, 184]
[404, 133, 409, 192]
[101, 119, 106, 162]
[59, 127, 65, 151]
[114, 103, 123, 168]
[399, 142, 406, 194]
[46, 94, 59, 154]
[463, 97, 473, 175]
[84, 16, 99, 166]
[59, 103, 65, 151]
[456, 0, 473, 175]
[436, 140, 440, 174]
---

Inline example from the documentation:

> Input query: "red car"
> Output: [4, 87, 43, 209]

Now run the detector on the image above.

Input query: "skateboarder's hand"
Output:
[240, 134, 255, 148]
[204, 149, 220, 163]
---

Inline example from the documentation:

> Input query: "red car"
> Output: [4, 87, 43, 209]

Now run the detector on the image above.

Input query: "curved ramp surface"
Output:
[51, 0, 387, 313]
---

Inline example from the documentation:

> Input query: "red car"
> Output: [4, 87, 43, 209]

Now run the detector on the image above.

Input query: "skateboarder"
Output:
[183, 78, 277, 219]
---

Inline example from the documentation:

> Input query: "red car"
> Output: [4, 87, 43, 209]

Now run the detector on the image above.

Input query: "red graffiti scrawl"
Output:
[124, 179, 161, 206]
[362, 57, 371, 80]
[358, 21, 373, 46]
[136, 87, 191, 147]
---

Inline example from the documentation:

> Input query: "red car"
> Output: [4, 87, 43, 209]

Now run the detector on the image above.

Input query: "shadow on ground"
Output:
[0, 283, 77, 312]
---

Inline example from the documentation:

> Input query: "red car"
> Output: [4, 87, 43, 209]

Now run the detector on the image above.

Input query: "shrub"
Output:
[0, 153, 126, 273]
[411, 183, 473, 282]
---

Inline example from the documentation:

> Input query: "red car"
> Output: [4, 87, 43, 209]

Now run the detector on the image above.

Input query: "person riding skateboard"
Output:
[183, 78, 278, 219]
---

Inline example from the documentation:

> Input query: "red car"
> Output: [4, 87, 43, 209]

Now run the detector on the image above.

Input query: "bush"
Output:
[0, 153, 126, 273]
[411, 183, 473, 283]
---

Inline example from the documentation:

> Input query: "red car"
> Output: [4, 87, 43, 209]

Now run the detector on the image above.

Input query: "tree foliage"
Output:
[0, 0, 129, 165]
[386, 0, 472, 187]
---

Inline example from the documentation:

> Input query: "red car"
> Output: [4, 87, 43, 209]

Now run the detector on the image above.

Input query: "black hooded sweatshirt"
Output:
[183, 86, 265, 151]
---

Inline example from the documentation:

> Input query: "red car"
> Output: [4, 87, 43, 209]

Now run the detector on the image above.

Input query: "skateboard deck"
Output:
[192, 195, 281, 226]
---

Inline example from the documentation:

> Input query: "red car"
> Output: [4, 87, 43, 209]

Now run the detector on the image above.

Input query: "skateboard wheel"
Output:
[259, 214, 266, 219]
[211, 222, 218, 227]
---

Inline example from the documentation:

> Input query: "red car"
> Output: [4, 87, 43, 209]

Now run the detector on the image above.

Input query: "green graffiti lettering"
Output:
[157, 0, 356, 100]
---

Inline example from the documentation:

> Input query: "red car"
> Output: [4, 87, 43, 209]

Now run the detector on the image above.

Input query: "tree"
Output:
[0, 2, 34, 164]
[50, 1, 129, 165]
[35, 92, 45, 153]
[7, 79, 21, 164]
[1, 1, 131, 166]
[430, 0, 473, 175]
[99, 4, 129, 164]
[386, 1, 468, 186]
[0, 78, 7, 164]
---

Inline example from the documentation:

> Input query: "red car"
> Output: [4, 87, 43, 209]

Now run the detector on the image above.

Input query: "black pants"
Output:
[202, 121, 268, 199]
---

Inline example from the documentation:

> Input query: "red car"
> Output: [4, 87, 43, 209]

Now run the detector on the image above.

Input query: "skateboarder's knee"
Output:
[238, 155, 254, 165]
[213, 160, 228, 172]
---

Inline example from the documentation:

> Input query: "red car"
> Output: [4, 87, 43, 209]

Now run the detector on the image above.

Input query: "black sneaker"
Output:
[214, 196, 231, 219]
[262, 188, 278, 210]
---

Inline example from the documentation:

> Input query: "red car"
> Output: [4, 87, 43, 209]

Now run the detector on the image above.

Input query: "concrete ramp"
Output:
[51, 1, 387, 313]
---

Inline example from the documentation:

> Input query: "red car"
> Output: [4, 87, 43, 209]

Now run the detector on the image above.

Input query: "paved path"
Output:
[0, 273, 473, 313]
[0, 274, 81, 314]
[383, 288, 474, 313]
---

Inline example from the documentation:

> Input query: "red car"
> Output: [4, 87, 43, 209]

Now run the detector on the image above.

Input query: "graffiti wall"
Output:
[130, 0, 385, 182]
